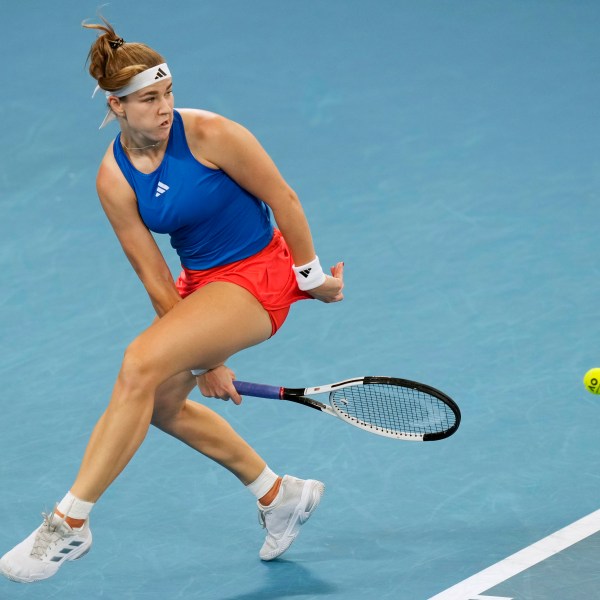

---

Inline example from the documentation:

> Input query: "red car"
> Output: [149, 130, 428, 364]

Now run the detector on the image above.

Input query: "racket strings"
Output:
[330, 383, 455, 437]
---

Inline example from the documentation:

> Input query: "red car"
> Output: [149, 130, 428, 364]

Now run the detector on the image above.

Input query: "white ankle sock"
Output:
[56, 491, 95, 520]
[246, 466, 279, 500]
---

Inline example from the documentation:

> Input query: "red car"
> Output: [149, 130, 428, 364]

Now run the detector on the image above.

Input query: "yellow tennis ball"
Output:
[583, 368, 600, 394]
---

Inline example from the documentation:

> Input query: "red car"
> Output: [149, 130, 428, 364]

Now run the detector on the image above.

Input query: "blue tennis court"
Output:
[2, 1, 599, 598]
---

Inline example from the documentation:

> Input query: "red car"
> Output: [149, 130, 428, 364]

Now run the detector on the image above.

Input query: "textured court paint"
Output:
[1, 1, 599, 599]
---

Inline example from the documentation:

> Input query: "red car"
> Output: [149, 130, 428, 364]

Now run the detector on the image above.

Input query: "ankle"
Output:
[259, 477, 283, 506]
[246, 465, 279, 500]
[54, 510, 86, 529]
[55, 491, 94, 528]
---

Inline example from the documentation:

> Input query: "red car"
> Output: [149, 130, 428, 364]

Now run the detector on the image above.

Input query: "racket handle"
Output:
[233, 380, 282, 399]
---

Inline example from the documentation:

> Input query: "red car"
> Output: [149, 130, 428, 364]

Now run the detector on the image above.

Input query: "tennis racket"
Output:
[233, 376, 460, 441]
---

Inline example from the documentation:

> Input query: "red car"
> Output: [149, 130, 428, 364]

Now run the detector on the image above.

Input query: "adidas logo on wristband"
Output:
[293, 257, 326, 291]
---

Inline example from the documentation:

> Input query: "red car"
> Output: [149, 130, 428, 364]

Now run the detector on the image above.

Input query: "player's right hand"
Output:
[196, 364, 243, 405]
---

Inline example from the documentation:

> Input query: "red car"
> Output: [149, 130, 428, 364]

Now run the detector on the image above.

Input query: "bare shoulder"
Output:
[178, 108, 243, 143]
[96, 142, 136, 213]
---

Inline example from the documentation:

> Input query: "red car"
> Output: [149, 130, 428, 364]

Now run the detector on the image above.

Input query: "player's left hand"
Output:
[308, 261, 344, 303]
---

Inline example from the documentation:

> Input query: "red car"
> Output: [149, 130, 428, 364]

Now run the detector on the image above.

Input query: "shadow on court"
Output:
[218, 561, 338, 600]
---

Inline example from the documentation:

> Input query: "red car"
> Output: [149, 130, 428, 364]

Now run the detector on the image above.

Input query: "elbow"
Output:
[287, 188, 301, 208]
[271, 188, 304, 220]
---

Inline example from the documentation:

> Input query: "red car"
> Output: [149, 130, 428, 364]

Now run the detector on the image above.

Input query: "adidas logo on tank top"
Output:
[155, 182, 170, 197]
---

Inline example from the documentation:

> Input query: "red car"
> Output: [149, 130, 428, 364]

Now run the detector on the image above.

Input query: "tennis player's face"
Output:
[120, 79, 174, 139]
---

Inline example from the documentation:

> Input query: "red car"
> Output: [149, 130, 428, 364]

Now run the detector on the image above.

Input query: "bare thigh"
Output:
[69, 283, 273, 500]
[126, 281, 273, 387]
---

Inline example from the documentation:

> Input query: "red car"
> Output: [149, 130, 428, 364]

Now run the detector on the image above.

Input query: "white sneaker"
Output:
[258, 475, 324, 561]
[0, 512, 92, 583]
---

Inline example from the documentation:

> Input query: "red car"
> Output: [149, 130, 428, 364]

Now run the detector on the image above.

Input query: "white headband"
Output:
[92, 63, 172, 129]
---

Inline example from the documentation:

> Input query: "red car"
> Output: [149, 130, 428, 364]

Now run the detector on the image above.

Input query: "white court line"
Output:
[428, 508, 600, 600]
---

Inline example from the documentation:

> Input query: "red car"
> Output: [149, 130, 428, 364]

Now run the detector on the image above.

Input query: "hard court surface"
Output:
[1, 1, 599, 599]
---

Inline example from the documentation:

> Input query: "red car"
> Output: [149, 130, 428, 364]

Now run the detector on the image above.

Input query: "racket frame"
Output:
[233, 376, 460, 441]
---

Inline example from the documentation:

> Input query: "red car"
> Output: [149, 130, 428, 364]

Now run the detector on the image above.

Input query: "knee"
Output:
[119, 339, 160, 392]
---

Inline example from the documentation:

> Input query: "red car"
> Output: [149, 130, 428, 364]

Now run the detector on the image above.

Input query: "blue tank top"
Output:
[113, 110, 273, 269]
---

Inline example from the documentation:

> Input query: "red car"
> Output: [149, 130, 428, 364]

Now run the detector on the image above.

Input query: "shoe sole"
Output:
[0, 535, 92, 584]
[260, 479, 325, 561]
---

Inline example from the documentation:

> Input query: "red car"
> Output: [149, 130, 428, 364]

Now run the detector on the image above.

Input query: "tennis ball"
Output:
[583, 368, 600, 394]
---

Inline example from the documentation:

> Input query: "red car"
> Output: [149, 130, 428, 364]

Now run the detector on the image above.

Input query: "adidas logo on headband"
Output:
[94, 63, 172, 128]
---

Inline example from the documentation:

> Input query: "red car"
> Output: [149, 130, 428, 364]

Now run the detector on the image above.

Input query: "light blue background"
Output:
[1, 1, 599, 598]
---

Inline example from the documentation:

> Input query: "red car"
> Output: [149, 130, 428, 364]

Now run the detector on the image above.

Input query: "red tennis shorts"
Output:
[175, 229, 312, 336]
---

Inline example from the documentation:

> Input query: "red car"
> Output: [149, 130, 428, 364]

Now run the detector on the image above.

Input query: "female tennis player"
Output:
[0, 17, 343, 583]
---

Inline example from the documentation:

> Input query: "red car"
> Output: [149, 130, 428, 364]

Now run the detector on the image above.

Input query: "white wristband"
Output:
[292, 256, 327, 291]
[191, 368, 208, 377]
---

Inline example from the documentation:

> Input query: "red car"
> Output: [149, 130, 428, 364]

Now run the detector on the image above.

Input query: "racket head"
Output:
[327, 376, 460, 441]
